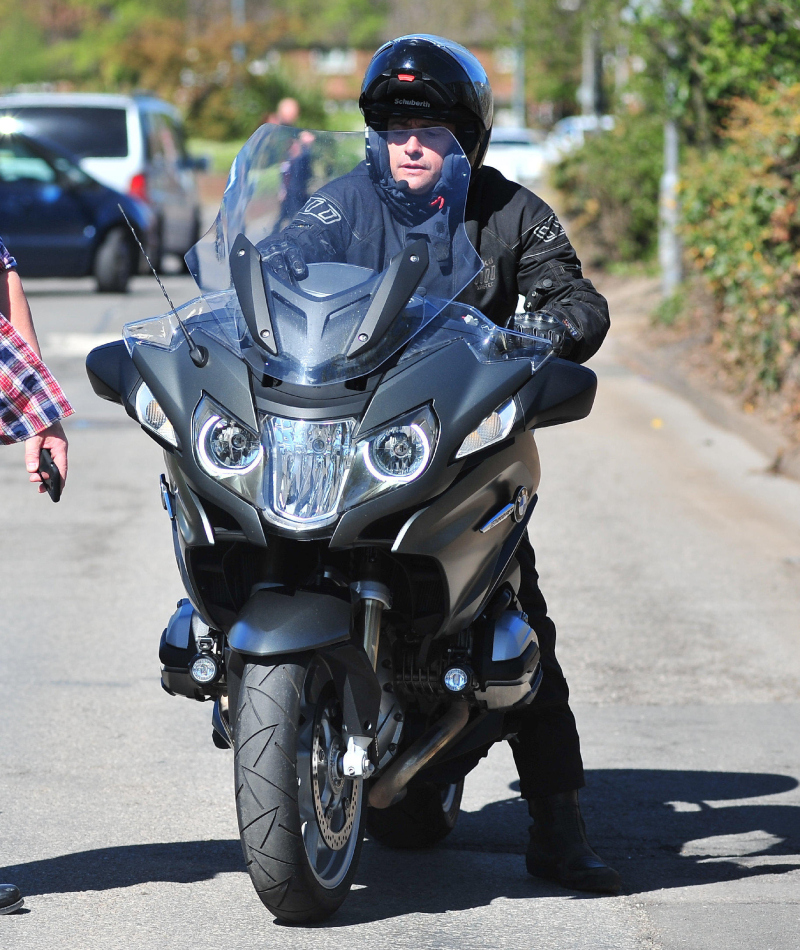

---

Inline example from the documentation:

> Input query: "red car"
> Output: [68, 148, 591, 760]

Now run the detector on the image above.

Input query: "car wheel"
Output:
[94, 228, 134, 293]
[148, 219, 163, 275]
[181, 210, 202, 273]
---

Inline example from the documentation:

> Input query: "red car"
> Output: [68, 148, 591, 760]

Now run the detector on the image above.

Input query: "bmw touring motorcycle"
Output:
[86, 126, 596, 923]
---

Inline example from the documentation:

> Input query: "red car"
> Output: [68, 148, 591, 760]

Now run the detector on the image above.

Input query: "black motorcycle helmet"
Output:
[359, 34, 493, 170]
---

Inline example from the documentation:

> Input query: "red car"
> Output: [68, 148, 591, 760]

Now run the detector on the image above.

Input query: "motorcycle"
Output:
[86, 125, 596, 923]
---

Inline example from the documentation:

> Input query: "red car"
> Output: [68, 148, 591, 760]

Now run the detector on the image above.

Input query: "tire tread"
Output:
[233, 658, 362, 922]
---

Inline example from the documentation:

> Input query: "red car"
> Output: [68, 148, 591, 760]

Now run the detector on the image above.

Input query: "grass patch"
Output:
[652, 289, 686, 326]
[604, 259, 660, 278]
[188, 138, 248, 175]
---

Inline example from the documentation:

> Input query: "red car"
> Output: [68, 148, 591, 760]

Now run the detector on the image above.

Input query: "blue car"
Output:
[0, 126, 156, 293]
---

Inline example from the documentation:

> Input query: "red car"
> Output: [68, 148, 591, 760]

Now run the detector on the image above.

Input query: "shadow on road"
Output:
[3, 769, 798, 915]
[447, 768, 800, 893]
[576, 768, 800, 893]
[0, 840, 244, 897]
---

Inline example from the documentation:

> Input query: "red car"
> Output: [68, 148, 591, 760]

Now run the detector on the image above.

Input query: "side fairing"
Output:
[329, 338, 532, 548]
[132, 330, 267, 547]
[391, 433, 540, 635]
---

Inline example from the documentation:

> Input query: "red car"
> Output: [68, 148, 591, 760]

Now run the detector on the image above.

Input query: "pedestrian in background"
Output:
[0, 235, 72, 915]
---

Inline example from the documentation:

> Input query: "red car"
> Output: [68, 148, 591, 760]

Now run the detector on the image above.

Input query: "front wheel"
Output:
[232, 655, 365, 923]
[366, 778, 464, 849]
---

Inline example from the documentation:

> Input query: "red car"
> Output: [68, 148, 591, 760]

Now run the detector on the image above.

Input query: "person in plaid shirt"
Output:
[1, 236, 72, 916]
[0, 236, 72, 496]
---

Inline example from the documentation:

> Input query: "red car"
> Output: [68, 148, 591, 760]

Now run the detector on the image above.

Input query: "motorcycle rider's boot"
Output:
[0, 884, 23, 915]
[525, 790, 621, 894]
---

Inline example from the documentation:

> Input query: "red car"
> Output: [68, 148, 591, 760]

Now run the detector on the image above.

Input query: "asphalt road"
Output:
[1, 272, 799, 950]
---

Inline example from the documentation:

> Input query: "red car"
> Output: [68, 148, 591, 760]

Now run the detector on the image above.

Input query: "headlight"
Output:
[193, 396, 263, 502]
[189, 401, 437, 528]
[364, 423, 431, 482]
[198, 415, 262, 475]
[263, 416, 357, 529]
[342, 406, 437, 509]
[455, 398, 516, 459]
[135, 382, 178, 447]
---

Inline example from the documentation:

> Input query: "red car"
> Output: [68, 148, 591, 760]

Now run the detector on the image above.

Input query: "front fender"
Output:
[227, 587, 351, 657]
[227, 589, 381, 740]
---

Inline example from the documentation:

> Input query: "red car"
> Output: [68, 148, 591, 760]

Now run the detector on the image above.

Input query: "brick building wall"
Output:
[252, 46, 517, 108]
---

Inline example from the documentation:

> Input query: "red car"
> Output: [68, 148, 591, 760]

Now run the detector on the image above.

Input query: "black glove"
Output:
[260, 238, 308, 282]
[512, 310, 583, 357]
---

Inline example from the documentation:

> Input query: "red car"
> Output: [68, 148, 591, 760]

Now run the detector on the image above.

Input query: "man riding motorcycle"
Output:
[263, 34, 619, 895]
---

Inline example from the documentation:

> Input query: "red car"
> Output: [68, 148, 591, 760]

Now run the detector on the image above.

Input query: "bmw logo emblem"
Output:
[512, 486, 529, 523]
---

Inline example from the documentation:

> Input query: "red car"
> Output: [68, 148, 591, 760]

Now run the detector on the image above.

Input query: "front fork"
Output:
[341, 577, 392, 778]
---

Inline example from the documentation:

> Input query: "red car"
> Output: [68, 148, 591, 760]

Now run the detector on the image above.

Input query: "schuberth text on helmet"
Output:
[359, 34, 494, 169]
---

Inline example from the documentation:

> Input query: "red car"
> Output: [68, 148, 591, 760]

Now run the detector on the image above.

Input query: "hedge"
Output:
[681, 83, 800, 420]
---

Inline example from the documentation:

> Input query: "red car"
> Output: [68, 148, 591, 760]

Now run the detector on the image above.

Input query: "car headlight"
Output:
[342, 406, 437, 509]
[455, 398, 516, 459]
[135, 382, 178, 447]
[193, 396, 264, 502]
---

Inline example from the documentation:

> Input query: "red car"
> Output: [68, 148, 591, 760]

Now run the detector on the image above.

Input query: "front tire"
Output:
[366, 779, 464, 849]
[232, 656, 365, 923]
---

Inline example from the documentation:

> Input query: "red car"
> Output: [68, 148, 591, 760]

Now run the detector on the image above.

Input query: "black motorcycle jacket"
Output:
[460, 164, 609, 364]
[280, 158, 609, 365]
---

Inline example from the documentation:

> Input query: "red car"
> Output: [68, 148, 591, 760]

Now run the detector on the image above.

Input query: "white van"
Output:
[0, 92, 204, 266]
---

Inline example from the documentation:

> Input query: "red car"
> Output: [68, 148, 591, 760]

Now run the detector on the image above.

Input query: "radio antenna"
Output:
[118, 204, 207, 367]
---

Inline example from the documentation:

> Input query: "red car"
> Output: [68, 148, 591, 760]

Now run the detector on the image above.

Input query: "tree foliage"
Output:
[629, 0, 800, 144]
[522, 0, 628, 121]
[552, 112, 663, 263]
[680, 84, 800, 420]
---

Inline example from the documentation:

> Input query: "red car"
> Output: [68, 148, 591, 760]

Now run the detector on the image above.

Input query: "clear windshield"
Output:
[125, 124, 487, 385]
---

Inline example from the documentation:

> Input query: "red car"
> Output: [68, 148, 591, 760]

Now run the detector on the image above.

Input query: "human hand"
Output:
[25, 422, 68, 494]
[261, 239, 308, 282]
[513, 311, 583, 357]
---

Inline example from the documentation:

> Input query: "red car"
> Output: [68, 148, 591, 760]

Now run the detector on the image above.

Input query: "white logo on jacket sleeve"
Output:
[532, 214, 565, 244]
[298, 196, 342, 224]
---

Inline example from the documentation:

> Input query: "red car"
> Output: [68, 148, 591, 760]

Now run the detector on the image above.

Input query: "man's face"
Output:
[386, 117, 456, 194]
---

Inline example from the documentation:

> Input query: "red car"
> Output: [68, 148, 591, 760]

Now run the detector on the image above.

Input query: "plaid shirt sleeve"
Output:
[0, 237, 74, 444]
[0, 237, 17, 271]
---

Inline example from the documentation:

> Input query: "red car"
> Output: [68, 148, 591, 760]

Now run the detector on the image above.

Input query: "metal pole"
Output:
[513, 47, 526, 127]
[659, 84, 682, 298]
[231, 0, 245, 64]
[513, 0, 526, 127]
[579, 24, 600, 116]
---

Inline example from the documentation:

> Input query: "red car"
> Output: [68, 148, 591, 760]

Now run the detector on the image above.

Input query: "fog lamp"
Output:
[189, 653, 219, 685]
[443, 666, 471, 693]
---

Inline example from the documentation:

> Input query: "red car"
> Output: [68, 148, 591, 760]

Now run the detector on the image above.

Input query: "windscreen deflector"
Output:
[123, 124, 554, 383]
[180, 125, 482, 384]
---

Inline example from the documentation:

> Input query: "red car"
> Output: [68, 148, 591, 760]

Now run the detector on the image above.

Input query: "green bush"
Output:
[681, 83, 800, 411]
[551, 113, 663, 265]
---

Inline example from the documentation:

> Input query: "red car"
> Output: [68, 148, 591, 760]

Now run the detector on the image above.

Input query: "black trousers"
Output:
[509, 535, 585, 799]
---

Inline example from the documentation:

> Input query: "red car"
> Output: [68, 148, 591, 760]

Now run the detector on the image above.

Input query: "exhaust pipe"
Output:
[368, 701, 470, 809]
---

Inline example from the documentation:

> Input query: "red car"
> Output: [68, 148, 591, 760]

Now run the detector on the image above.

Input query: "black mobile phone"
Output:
[38, 448, 62, 503]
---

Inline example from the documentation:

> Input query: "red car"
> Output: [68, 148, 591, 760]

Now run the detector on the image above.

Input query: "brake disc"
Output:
[311, 715, 360, 851]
